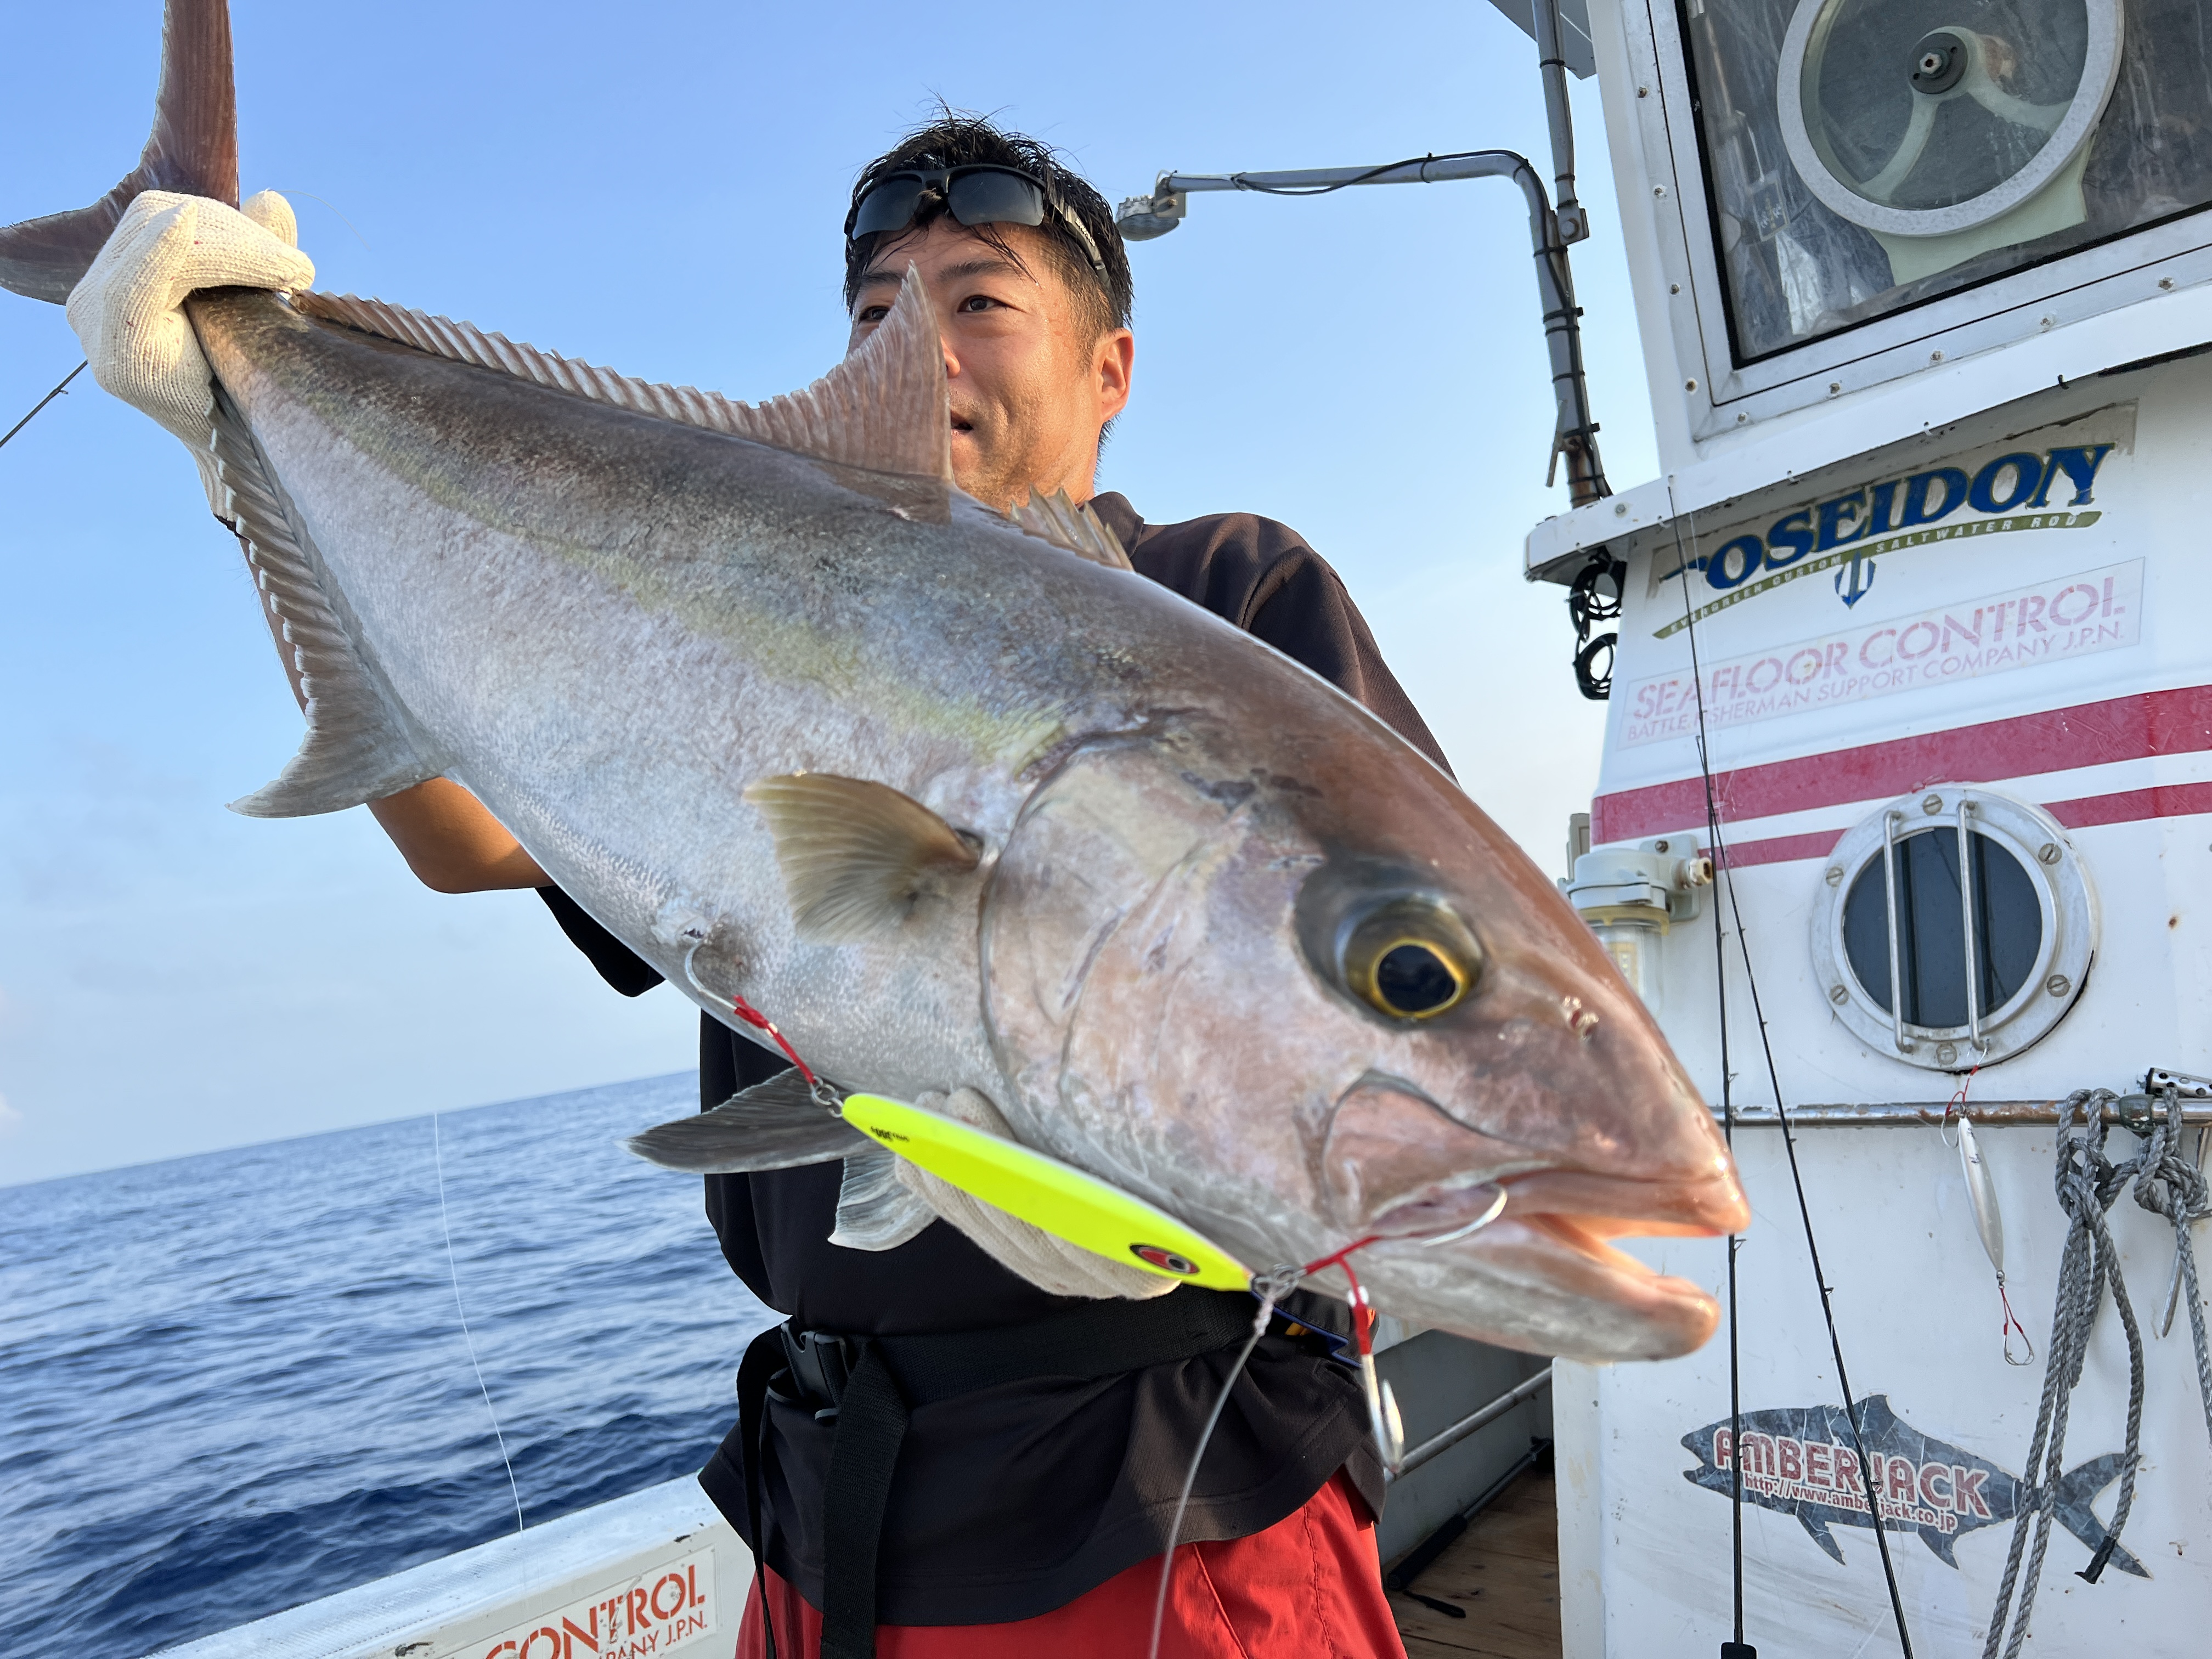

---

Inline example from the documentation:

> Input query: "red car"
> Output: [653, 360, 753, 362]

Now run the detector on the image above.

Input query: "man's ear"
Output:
[1094, 328, 1134, 425]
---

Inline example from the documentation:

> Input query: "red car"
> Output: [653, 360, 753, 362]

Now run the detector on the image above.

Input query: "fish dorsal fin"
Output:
[1011, 489, 1134, 570]
[624, 1068, 869, 1174]
[745, 267, 952, 482]
[743, 773, 983, 944]
[290, 264, 952, 482]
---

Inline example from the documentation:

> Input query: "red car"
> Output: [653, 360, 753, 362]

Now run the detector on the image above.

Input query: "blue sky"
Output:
[0, 0, 1658, 1184]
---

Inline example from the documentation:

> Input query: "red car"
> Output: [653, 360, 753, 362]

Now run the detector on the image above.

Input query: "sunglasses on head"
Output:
[848, 164, 1109, 281]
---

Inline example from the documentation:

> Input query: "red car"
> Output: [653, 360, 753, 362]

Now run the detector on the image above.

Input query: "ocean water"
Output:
[0, 1075, 774, 1659]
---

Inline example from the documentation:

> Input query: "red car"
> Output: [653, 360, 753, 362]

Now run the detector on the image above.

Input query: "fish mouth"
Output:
[1369, 1165, 1745, 1260]
[1362, 1165, 1746, 1358]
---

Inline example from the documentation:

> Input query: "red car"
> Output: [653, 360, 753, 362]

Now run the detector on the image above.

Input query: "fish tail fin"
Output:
[0, 0, 238, 303]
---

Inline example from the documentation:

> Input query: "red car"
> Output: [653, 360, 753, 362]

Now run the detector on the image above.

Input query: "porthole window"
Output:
[1810, 786, 2095, 1070]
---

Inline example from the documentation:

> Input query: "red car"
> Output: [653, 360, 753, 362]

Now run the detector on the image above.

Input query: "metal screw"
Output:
[2039, 842, 2061, 864]
[1930, 349, 1944, 363]
[1826, 866, 1844, 887]
[1829, 382, 1842, 396]
[2160, 277, 2176, 290]
[1830, 984, 1849, 1005]
[1922, 793, 1944, 815]
[1937, 1043, 1959, 1066]
[1736, 413, 1748, 424]
[1654, 185, 1669, 198]
[1638, 84, 1650, 97]
[2047, 973, 2072, 997]
[1615, 500, 1630, 516]
[1655, 839, 1671, 853]
[1669, 283, 1682, 294]
[2040, 315, 2057, 329]
[1686, 377, 1699, 391]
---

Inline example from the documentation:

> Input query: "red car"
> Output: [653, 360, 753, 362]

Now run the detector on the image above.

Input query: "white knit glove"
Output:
[65, 190, 314, 514]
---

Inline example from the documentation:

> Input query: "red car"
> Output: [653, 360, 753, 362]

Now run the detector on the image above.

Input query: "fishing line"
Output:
[0, 362, 85, 453]
[1672, 518, 1747, 1655]
[261, 189, 374, 252]
[1669, 509, 1918, 1658]
[432, 1111, 526, 1540]
[1145, 1270, 1296, 1659]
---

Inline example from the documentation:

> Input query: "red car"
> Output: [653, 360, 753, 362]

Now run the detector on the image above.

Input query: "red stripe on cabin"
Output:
[2044, 781, 2212, 829]
[1593, 685, 2212, 843]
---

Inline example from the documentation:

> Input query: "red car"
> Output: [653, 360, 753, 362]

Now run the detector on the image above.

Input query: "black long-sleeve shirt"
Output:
[540, 496, 1447, 1622]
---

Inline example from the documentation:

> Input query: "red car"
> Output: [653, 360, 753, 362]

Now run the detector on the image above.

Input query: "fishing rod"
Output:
[0, 361, 85, 451]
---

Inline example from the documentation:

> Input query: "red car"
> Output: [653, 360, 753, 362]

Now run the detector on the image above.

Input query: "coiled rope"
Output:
[1982, 1091, 2147, 1659]
[2134, 1091, 2212, 1448]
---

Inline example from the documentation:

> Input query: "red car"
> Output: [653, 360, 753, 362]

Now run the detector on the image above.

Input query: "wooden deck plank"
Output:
[1390, 1469, 1560, 1659]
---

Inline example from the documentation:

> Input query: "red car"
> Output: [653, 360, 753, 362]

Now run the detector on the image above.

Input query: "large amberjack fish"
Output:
[3, 0, 1747, 1359]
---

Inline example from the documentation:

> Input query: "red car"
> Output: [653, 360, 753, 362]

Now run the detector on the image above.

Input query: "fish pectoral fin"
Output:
[829, 1146, 936, 1251]
[1011, 489, 1134, 571]
[213, 398, 441, 817]
[745, 773, 983, 943]
[623, 1069, 869, 1173]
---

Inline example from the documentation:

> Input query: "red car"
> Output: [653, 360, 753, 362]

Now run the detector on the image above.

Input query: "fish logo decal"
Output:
[1681, 1395, 2146, 1576]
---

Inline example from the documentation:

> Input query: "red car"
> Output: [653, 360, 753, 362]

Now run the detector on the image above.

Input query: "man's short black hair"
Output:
[845, 112, 1133, 340]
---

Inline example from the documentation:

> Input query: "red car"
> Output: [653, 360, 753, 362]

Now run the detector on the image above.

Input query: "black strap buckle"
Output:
[779, 1325, 860, 1421]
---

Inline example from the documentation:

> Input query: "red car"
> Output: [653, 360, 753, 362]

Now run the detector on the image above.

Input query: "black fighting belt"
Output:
[731, 1287, 1258, 1659]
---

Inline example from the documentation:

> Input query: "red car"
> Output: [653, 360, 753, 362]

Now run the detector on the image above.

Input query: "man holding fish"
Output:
[22, 8, 1742, 1649]
[64, 111, 1438, 1656]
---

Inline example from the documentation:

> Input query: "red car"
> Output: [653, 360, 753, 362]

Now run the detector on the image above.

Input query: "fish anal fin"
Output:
[1011, 489, 1133, 571]
[290, 264, 952, 488]
[0, 0, 237, 303]
[830, 1147, 936, 1251]
[212, 396, 440, 817]
[744, 774, 983, 944]
[625, 1069, 868, 1174]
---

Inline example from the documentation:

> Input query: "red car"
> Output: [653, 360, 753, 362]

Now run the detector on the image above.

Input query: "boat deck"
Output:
[1390, 1468, 1561, 1659]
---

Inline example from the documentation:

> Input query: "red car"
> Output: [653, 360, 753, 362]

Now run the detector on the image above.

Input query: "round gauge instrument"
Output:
[1777, 0, 2122, 239]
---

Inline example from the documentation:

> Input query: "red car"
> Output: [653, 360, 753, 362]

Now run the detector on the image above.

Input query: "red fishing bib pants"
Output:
[733, 1470, 1405, 1658]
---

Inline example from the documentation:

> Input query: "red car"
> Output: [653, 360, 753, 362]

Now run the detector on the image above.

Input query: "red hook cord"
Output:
[723, 991, 822, 1094]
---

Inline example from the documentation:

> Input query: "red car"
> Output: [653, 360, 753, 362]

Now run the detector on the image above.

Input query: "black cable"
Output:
[0, 362, 86, 453]
[1215, 150, 1516, 196]
[1669, 514, 1918, 1659]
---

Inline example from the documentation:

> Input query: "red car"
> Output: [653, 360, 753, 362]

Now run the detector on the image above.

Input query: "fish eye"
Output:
[1340, 900, 1481, 1022]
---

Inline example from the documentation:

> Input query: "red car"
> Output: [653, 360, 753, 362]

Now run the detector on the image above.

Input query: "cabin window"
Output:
[1812, 787, 2095, 1070]
[1676, 0, 2212, 364]
[1840, 829, 2041, 1027]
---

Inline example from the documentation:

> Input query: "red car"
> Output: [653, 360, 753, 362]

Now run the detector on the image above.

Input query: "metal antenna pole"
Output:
[1128, 155, 1609, 505]
[1533, 0, 1589, 242]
